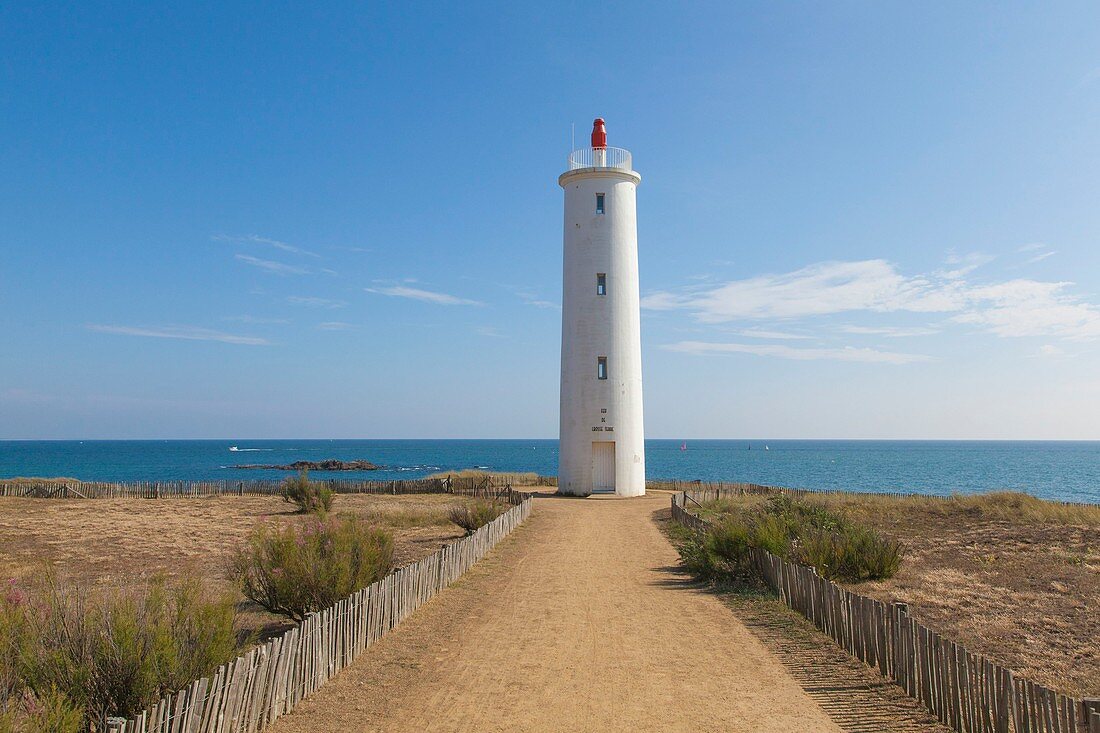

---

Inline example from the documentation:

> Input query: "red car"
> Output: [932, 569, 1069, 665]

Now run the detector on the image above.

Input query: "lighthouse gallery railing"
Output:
[567, 146, 632, 172]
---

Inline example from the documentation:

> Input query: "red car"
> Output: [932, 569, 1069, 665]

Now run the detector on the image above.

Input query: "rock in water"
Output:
[234, 459, 380, 471]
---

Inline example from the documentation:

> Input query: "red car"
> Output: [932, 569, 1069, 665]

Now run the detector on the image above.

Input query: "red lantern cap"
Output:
[591, 118, 607, 149]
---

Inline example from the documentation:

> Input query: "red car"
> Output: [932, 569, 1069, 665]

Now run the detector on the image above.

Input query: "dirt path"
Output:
[271, 491, 850, 732]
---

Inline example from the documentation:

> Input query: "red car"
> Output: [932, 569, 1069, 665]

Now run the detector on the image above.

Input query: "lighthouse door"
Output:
[591, 441, 616, 492]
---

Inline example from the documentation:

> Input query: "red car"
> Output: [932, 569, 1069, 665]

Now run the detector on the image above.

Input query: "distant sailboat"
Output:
[680, 441, 687, 452]
[765, 444, 770, 451]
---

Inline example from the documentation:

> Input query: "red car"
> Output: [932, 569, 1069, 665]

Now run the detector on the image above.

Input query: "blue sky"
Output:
[2, 2, 1100, 439]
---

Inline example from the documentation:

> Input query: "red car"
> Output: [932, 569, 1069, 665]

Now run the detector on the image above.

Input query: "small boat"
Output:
[229, 446, 240, 452]
[765, 445, 770, 451]
[680, 442, 687, 452]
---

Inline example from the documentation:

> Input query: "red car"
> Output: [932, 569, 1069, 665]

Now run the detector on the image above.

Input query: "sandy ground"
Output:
[651, 508, 951, 733]
[0, 493, 471, 589]
[688, 492, 1100, 697]
[271, 491, 845, 733]
[855, 512, 1099, 697]
[0, 493, 474, 639]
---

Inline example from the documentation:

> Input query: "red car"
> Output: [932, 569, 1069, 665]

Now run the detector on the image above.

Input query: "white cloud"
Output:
[235, 254, 310, 276]
[839, 325, 939, 337]
[214, 234, 319, 258]
[644, 259, 966, 322]
[952, 279, 1100, 339]
[646, 258, 1100, 342]
[1017, 243, 1057, 264]
[475, 326, 504, 338]
[513, 289, 560, 310]
[664, 341, 932, 364]
[366, 286, 483, 306]
[501, 285, 560, 311]
[223, 315, 291, 324]
[287, 296, 347, 309]
[1037, 344, 1065, 357]
[938, 251, 994, 280]
[1025, 250, 1057, 264]
[86, 324, 270, 346]
[521, 296, 560, 310]
[317, 321, 355, 331]
[735, 329, 812, 340]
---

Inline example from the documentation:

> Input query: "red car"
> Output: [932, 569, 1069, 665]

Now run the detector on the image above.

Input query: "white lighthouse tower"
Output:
[558, 118, 645, 497]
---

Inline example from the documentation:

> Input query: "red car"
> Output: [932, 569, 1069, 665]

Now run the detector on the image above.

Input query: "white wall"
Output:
[558, 166, 646, 497]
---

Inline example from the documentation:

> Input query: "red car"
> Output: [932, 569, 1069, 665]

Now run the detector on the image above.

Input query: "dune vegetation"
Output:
[676, 494, 903, 583]
[675, 488, 1100, 698]
[0, 472, 509, 729]
[426, 469, 553, 486]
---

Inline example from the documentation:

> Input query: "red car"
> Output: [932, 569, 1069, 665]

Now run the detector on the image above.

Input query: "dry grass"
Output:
[0, 493, 481, 640]
[817, 491, 1100, 527]
[3, 476, 83, 484]
[425, 469, 546, 485]
[700, 490, 1100, 698]
[353, 505, 456, 528]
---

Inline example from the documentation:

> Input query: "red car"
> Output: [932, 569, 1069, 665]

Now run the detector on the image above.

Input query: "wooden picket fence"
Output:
[0, 475, 533, 500]
[104, 489, 533, 733]
[670, 491, 1100, 733]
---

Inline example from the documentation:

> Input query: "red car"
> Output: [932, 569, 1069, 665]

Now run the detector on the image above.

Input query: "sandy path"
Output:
[271, 492, 843, 732]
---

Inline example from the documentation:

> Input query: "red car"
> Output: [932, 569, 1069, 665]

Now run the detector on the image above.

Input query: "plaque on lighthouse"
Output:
[557, 118, 646, 497]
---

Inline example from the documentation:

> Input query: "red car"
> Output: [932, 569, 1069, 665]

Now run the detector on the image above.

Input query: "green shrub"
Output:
[750, 514, 793, 557]
[762, 494, 846, 533]
[0, 581, 31, 728]
[280, 470, 334, 515]
[670, 517, 755, 581]
[697, 497, 743, 519]
[703, 517, 755, 578]
[686, 493, 904, 584]
[447, 499, 505, 535]
[666, 523, 715, 578]
[847, 526, 903, 580]
[0, 687, 83, 733]
[0, 575, 237, 729]
[797, 526, 903, 582]
[674, 533, 714, 578]
[229, 515, 394, 622]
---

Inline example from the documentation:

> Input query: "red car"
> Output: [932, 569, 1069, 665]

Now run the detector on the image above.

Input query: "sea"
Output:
[1, 440, 1098, 504]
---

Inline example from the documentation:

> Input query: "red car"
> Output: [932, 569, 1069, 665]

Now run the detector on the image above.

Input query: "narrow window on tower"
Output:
[596, 273, 606, 296]
[595, 193, 605, 214]
[597, 356, 608, 380]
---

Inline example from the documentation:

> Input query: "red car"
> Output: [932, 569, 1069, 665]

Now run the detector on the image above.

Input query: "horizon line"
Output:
[4, 437, 1100, 443]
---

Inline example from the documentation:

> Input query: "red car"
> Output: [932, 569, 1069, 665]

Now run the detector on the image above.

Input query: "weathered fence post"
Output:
[891, 602, 908, 690]
[998, 667, 1014, 733]
[105, 716, 126, 733]
[1083, 699, 1100, 733]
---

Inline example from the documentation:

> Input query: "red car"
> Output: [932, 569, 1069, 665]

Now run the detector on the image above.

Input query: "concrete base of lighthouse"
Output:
[557, 435, 646, 497]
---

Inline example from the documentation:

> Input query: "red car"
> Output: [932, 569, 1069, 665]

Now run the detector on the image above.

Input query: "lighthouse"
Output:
[558, 118, 645, 497]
